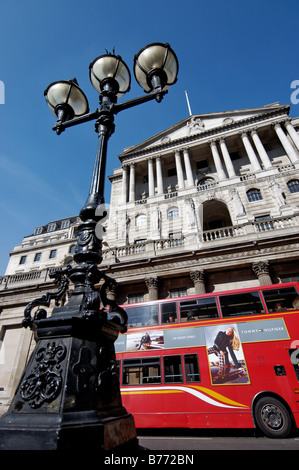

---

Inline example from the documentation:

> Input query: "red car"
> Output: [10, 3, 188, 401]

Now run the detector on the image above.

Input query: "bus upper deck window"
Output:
[180, 297, 219, 322]
[220, 292, 264, 317]
[126, 304, 159, 328]
[262, 287, 299, 313]
[161, 302, 178, 323]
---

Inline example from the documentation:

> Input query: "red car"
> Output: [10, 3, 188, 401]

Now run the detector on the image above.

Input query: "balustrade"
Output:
[101, 213, 299, 263]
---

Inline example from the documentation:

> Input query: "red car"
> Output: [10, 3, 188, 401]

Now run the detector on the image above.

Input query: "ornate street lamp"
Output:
[0, 43, 178, 450]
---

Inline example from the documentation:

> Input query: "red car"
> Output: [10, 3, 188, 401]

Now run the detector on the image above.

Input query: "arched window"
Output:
[69, 245, 76, 253]
[287, 179, 299, 194]
[136, 214, 146, 226]
[168, 207, 179, 219]
[198, 177, 215, 187]
[246, 188, 262, 202]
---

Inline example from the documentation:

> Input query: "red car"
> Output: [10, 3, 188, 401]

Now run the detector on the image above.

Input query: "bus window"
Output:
[179, 297, 219, 322]
[122, 357, 161, 385]
[163, 355, 183, 383]
[219, 292, 264, 317]
[126, 304, 159, 327]
[262, 287, 299, 313]
[161, 302, 178, 324]
[184, 354, 201, 382]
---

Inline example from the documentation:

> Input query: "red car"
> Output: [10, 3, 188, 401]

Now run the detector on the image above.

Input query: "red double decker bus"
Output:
[115, 282, 299, 438]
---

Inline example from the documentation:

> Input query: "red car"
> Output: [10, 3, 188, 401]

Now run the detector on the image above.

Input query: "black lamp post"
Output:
[0, 43, 178, 450]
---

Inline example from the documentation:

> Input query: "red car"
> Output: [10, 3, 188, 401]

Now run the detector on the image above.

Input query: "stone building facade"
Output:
[1, 101, 299, 414]
[103, 102, 299, 303]
[0, 216, 80, 415]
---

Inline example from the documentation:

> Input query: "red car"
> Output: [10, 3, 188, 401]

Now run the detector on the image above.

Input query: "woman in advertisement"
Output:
[206, 325, 248, 384]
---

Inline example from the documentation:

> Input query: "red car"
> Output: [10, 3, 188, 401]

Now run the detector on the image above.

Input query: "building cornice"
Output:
[118, 105, 290, 163]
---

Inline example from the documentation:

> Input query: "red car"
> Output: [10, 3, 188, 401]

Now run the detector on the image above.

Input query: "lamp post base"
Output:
[0, 411, 138, 451]
[0, 301, 138, 451]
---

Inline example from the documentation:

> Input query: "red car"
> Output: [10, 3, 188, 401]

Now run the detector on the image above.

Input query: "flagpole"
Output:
[185, 90, 192, 116]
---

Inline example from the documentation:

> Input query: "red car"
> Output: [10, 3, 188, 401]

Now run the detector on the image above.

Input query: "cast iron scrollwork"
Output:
[99, 272, 128, 333]
[20, 341, 67, 409]
[97, 346, 120, 402]
[23, 267, 70, 329]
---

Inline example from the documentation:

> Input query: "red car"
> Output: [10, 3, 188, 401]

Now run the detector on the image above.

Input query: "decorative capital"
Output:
[145, 277, 158, 289]
[190, 270, 205, 283]
[252, 261, 270, 276]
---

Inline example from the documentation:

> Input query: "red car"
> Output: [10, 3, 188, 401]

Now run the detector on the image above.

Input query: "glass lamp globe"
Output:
[44, 78, 89, 121]
[133, 42, 179, 93]
[89, 54, 131, 98]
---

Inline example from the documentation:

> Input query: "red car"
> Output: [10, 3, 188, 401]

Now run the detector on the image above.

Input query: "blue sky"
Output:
[0, 0, 298, 274]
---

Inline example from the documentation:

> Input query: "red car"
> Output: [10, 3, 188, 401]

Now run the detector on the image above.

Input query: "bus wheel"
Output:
[254, 397, 293, 438]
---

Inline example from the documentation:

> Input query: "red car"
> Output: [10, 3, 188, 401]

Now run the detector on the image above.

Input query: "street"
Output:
[137, 429, 299, 450]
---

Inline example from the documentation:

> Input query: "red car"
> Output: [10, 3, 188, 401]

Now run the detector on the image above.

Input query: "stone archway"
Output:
[202, 200, 232, 231]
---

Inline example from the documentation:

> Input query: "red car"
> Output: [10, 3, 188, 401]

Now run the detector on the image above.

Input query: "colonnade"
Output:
[137, 260, 273, 301]
[121, 119, 299, 203]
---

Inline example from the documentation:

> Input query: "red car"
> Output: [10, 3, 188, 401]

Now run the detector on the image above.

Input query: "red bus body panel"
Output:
[116, 283, 299, 430]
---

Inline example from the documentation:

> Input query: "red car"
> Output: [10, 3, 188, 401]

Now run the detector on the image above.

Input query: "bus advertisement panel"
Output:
[115, 282, 299, 438]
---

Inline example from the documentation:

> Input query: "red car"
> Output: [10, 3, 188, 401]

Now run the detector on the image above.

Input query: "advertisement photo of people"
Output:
[205, 323, 250, 385]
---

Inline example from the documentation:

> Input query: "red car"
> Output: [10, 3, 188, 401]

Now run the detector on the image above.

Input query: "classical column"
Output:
[252, 261, 272, 286]
[219, 138, 236, 178]
[284, 119, 299, 152]
[129, 163, 135, 202]
[250, 128, 272, 170]
[156, 156, 164, 194]
[174, 149, 185, 189]
[240, 131, 261, 172]
[210, 140, 227, 180]
[145, 277, 159, 301]
[121, 165, 128, 203]
[182, 148, 194, 188]
[273, 122, 299, 164]
[148, 157, 155, 197]
[190, 270, 206, 294]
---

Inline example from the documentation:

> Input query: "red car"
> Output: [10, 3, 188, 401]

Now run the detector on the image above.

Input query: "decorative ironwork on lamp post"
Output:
[0, 43, 178, 450]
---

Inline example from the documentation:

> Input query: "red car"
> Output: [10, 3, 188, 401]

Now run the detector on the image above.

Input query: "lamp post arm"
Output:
[53, 88, 167, 134]
[53, 108, 101, 134]
[113, 88, 167, 115]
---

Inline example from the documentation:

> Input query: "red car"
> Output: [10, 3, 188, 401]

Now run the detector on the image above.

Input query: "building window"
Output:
[246, 188, 262, 202]
[48, 224, 56, 232]
[198, 177, 216, 192]
[34, 252, 41, 262]
[134, 239, 147, 252]
[69, 245, 76, 254]
[19, 255, 27, 265]
[61, 220, 70, 229]
[170, 287, 187, 298]
[168, 207, 179, 219]
[169, 232, 183, 246]
[287, 179, 299, 193]
[230, 151, 241, 161]
[196, 159, 209, 169]
[128, 293, 144, 304]
[254, 215, 274, 231]
[198, 177, 216, 187]
[136, 214, 146, 226]
[34, 227, 43, 235]
[49, 249, 57, 259]
[168, 168, 176, 177]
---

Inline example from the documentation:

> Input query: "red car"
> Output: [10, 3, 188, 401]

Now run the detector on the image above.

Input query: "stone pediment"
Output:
[119, 102, 289, 159]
